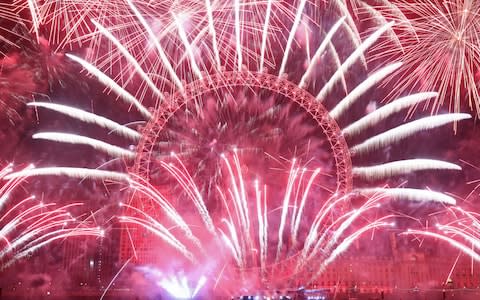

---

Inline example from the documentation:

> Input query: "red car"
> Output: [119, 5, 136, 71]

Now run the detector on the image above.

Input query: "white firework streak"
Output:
[299, 16, 346, 89]
[370, 0, 480, 126]
[313, 217, 395, 281]
[331, 0, 366, 66]
[205, 0, 221, 69]
[254, 179, 268, 275]
[353, 159, 461, 181]
[0, 4, 28, 51]
[258, 0, 273, 73]
[4, 167, 130, 182]
[65, 53, 152, 119]
[173, 13, 204, 80]
[316, 21, 395, 101]
[32, 132, 135, 159]
[26, 0, 40, 42]
[126, 173, 205, 253]
[291, 168, 321, 247]
[28, 102, 141, 141]
[118, 204, 196, 263]
[160, 153, 216, 234]
[330, 62, 403, 120]
[358, 188, 457, 205]
[360, 2, 403, 52]
[301, 192, 386, 267]
[350, 114, 472, 155]
[220, 152, 253, 266]
[91, 19, 165, 100]
[234, 0, 243, 71]
[13, 0, 134, 51]
[278, 0, 308, 76]
[342, 92, 439, 137]
[126, 0, 184, 92]
[275, 158, 300, 263]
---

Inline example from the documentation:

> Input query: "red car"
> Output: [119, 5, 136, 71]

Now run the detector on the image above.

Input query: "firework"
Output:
[0, 164, 103, 270]
[370, 0, 480, 124]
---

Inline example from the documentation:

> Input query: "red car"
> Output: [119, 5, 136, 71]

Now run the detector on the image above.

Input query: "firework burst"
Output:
[370, 0, 480, 123]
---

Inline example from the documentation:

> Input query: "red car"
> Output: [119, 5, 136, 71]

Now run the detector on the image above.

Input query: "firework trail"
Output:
[0, 164, 103, 270]
[368, 0, 480, 125]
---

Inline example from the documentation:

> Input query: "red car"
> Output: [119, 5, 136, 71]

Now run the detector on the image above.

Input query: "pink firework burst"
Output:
[371, 0, 480, 124]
